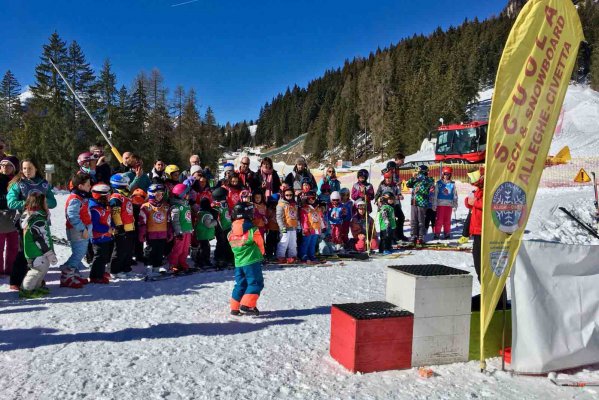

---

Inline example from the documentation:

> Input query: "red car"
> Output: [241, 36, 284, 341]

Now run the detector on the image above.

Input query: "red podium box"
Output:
[330, 301, 413, 373]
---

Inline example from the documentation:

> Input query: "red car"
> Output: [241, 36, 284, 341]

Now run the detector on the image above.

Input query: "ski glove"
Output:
[44, 250, 58, 265]
[280, 227, 287, 234]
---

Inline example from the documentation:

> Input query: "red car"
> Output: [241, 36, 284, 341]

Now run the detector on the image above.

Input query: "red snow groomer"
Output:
[433, 120, 488, 164]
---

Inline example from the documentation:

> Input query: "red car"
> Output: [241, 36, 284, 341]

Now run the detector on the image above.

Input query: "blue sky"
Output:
[1, 0, 506, 124]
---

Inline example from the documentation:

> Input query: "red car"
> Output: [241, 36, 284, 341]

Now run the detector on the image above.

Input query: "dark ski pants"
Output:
[90, 241, 112, 279]
[410, 205, 428, 239]
[425, 208, 436, 235]
[146, 239, 166, 268]
[394, 204, 406, 240]
[9, 228, 27, 287]
[462, 211, 472, 237]
[110, 232, 134, 274]
[194, 239, 212, 267]
[214, 228, 233, 264]
[379, 228, 394, 253]
[473, 234, 508, 304]
[265, 230, 279, 258]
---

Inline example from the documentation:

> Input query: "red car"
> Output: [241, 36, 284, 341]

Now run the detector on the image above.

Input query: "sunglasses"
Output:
[331, 199, 339, 202]
[241, 161, 250, 165]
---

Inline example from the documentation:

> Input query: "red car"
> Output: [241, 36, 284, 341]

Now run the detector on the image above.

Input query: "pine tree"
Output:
[129, 72, 149, 160]
[181, 88, 202, 158]
[0, 70, 23, 134]
[26, 32, 70, 181]
[172, 85, 185, 155]
[97, 59, 118, 134]
[65, 40, 97, 152]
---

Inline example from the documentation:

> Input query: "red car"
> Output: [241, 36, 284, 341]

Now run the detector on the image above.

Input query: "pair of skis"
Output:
[558, 172, 599, 240]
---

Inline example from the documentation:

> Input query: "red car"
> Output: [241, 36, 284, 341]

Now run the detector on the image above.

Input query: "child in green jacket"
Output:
[194, 197, 217, 269]
[377, 191, 397, 255]
[228, 201, 265, 316]
[20, 192, 58, 298]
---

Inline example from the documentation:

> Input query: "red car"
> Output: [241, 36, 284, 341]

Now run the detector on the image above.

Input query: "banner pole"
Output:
[501, 287, 507, 371]
[48, 57, 123, 164]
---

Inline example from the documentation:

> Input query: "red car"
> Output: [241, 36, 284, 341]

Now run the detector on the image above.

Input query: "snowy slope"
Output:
[1, 188, 598, 400]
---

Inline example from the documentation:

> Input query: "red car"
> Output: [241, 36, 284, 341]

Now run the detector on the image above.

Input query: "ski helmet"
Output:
[77, 152, 96, 166]
[339, 187, 350, 196]
[240, 189, 251, 200]
[418, 165, 429, 174]
[165, 165, 180, 179]
[91, 183, 111, 200]
[148, 183, 166, 201]
[110, 173, 130, 189]
[232, 201, 254, 221]
[354, 199, 366, 208]
[383, 168, 393, 179]
[301, 177, 312, 188]
[171, 183, 189, 199]
[357, 169, 369, 180]
[212, 187, 228, 202]
[330, 191, 341, 201]
[131, 189, 147, 205]
[442, 166, 453, 175]
[382, 190, 395, 199]
[305, 190, 317, 201]
[386, 161, 397, 170]
[269, 193, 280, 203]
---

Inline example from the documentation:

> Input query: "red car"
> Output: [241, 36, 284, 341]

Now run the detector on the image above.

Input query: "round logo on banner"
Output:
[491, 182, 527, 234]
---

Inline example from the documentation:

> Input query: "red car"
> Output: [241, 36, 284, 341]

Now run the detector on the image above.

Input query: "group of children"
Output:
[11, 150, 464, 316]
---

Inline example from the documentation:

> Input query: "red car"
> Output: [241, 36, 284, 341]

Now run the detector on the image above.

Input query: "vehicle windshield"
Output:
[436, 126, 486, 155]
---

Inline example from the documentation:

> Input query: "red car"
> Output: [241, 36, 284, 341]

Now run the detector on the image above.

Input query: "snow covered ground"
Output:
[1, 186, 598, 400]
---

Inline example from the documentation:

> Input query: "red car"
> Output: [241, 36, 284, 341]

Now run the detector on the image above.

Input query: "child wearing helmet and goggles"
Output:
[432, 166, 458, 240]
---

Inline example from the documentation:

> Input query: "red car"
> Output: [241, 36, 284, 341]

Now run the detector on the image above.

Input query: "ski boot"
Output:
[443, 234, 451, 240]
[19, 288, 45, 299]
[60, 268, 84, 289]
[457, 236, 470, 245]
[230, 309, 242, 316]
[240, 305, 259, 316]
[89, 275, 110, 284]
[35, 285, 50, 295]
[415, 237, 424, 247]
[73, 269, 89, 285]
[286, 257, 296, 264]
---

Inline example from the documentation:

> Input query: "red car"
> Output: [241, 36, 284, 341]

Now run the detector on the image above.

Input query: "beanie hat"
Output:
[295, 157, 307, 166]
[0, 155, 19, 171]
[190, 165, 203, 176]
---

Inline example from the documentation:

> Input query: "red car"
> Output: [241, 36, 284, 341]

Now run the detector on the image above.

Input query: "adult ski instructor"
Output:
[284, 157, 316, 193]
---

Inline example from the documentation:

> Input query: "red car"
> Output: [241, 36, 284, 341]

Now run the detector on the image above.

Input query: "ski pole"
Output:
[48, 57, 123, 164]
[364, 187, 371, 253]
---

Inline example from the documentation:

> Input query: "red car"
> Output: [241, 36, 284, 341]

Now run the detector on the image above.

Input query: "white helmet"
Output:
[354, 199, 366, 208]
[330, 191, 341, 200]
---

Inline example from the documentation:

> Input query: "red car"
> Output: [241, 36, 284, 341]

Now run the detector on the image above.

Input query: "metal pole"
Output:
[501, 288, 507, 371]
[48, 57, 123, 163]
